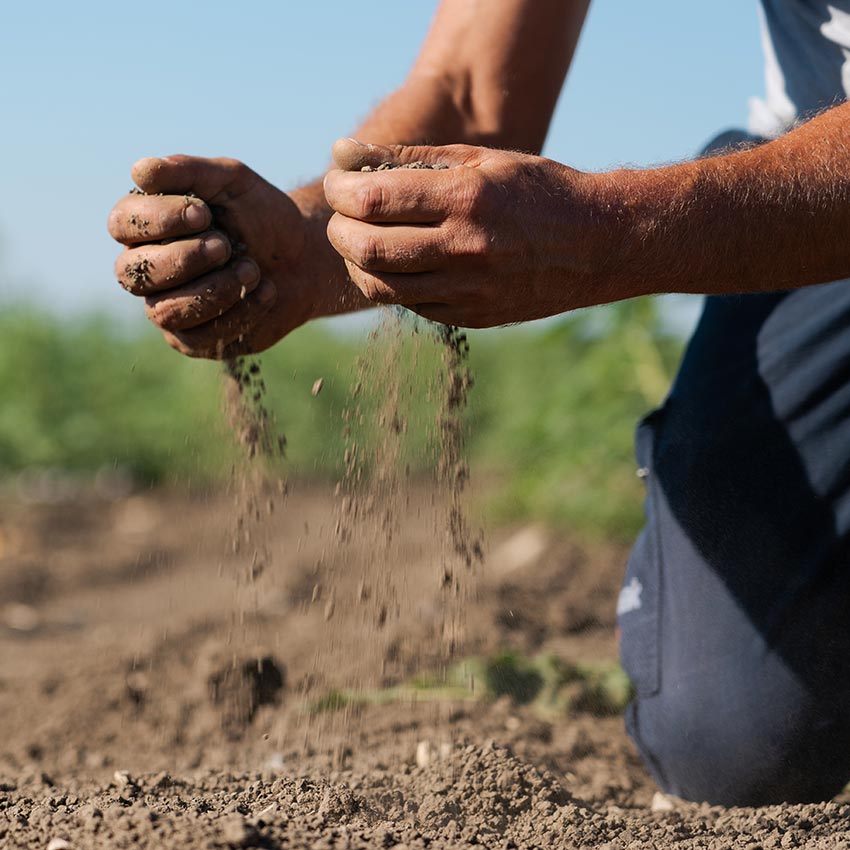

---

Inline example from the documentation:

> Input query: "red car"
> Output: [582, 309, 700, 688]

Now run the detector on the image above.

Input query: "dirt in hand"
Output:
[360, 160, 449, 172]
[122, 257, 150, 289]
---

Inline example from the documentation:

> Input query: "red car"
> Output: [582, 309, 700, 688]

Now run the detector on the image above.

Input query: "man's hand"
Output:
[108, 156, 338, 358]
[327, 106, 850, 321]
[324, 139, 622, 328]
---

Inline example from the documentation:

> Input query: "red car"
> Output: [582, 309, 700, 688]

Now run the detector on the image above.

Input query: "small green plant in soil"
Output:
[306, 650, 633, 717]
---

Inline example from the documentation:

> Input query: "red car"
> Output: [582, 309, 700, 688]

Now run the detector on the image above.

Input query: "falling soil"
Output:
[318, 306, 483, 705]
[436, 324, 483, 597]
[222, 356, 287, 586]
[322, 154, 481, 669]
[212, 180, 286, 591]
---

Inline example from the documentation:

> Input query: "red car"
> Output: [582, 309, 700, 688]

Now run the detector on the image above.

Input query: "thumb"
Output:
[331, 138, 464, 172]
[130, 154, 256, 201]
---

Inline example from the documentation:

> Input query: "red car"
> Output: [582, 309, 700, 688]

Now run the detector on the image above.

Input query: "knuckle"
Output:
[166, 250, 189, 284]
[463, 228, 492, 261]
[356, 183, 385, 220]
[461, 171, 492, 218]
[216, 157, 257, 196]
[146, 297, 185, 332]
[444, 144, 481, 167]
[217, 156, 246, 172]
[354, 233, 385, 270]
[358, 275, 394, 305]
[169, 241, 203, 282]
[158, 203, 180, 233]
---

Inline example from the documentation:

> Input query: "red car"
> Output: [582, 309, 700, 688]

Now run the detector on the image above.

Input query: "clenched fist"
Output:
[108, 156, 346, 359]
[324, 138, 624, 328]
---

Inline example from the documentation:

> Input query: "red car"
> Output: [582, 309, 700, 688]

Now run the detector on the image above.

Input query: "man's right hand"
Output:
[108, 155, 333, 359]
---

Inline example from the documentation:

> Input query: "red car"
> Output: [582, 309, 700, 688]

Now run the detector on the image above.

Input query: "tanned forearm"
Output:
[595, 102, 850, 300]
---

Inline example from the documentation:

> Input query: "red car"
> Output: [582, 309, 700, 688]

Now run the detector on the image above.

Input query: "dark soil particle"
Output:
[123, 257, 151, 288]
[127, 213, 150, 231]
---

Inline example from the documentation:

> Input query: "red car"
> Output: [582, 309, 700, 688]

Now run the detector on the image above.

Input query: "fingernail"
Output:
[183, 202, 208, 230]
[346, 138, 364, 146]
[204, 234, 230, 262]
[236, 259, 260, 285]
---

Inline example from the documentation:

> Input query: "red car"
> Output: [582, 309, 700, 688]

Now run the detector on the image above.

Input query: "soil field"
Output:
[1, 487, 850, 849]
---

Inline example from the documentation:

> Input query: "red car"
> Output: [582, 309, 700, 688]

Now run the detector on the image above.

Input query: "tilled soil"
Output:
[2, 489, 850, 849]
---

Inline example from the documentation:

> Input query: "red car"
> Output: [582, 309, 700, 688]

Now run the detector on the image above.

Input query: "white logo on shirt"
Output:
[617, 577, 643, 616]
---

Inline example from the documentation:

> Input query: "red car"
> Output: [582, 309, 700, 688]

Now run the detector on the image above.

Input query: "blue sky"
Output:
[0, 1, 764, 327]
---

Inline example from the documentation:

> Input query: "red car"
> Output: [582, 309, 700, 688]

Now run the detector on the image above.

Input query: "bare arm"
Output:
[596, 102, 850, 299]
[341, 0, 587, 153]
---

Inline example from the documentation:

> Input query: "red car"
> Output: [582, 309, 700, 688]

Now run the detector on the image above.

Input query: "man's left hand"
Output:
[324, 138, 618, 327]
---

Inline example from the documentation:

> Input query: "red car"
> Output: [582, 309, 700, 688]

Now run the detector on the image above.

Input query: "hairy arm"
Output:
[596, 102, 850, 299]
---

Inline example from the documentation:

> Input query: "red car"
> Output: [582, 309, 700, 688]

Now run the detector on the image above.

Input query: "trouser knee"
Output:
[625, 688, 850, 806]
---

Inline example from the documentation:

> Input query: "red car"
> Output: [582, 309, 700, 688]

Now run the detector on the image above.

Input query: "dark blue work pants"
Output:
[618, 133, 850, 806]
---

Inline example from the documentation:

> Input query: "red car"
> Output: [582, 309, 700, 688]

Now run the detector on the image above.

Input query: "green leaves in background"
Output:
[0, 298, 685, 538]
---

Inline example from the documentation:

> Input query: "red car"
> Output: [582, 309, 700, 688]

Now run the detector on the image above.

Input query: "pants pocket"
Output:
[618, 411, 664, 698]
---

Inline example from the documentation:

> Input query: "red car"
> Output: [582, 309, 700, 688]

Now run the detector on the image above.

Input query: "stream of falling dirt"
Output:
[223, 356, 287, 588]
[302, 309, 483, 755]
[220, 310, 483, 750]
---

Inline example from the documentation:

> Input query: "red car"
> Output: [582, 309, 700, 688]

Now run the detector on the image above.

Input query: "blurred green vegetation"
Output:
[308, 650, 633, 717]
[0, 298, 684, 539]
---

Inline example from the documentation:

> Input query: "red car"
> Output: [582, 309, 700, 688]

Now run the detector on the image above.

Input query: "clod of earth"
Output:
[207, 654, 285, 731]
[124, 258, 151, 288]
